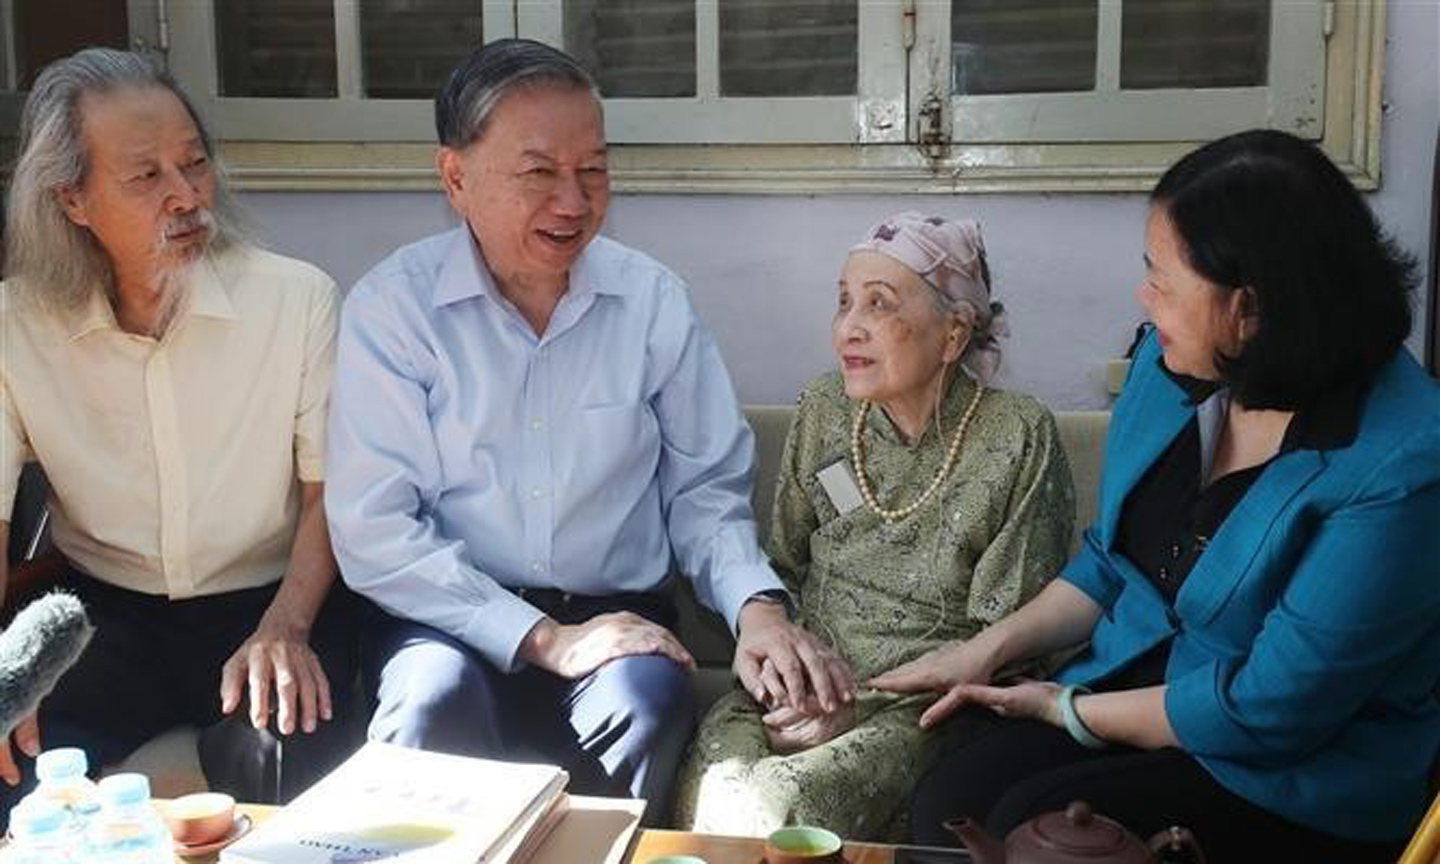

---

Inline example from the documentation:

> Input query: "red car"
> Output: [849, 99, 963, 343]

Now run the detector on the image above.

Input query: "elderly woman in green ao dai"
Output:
[674, 213, 1076, 838]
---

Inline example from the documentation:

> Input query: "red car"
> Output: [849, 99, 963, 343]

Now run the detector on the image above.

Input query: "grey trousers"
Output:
[361, 593, 696, 826]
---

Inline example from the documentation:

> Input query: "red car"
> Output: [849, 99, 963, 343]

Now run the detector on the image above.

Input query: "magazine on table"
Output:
[220, 741, 568, 864]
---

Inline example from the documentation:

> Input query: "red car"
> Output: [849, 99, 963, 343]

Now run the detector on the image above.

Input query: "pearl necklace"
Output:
[850, 383, 986, 522]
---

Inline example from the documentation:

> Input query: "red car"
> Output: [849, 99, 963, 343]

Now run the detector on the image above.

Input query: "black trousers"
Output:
[908, 710, 1404, 864]
[0, 564, 358, 818]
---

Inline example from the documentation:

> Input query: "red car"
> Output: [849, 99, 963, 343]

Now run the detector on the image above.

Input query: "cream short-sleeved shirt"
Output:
[0, 245, 338, 598]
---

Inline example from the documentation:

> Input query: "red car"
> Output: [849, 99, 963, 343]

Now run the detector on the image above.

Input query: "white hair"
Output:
[3, 48, 247, 310]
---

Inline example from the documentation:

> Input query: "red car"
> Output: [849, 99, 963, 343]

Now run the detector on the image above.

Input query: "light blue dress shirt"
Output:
[326, 228, 782, 671]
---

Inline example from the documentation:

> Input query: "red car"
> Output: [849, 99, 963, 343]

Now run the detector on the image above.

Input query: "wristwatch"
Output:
[743, 588, 796, 622]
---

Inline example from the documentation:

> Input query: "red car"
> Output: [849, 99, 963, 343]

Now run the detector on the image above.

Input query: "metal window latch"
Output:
[917, 91, 947, 160]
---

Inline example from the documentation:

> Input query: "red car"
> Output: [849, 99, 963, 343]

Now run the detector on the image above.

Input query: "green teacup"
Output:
[645, 857, 708, 864]
[765, 826, 844, 864]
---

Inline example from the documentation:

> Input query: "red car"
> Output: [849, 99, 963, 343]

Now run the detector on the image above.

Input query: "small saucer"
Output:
[174, 812, 253, 857]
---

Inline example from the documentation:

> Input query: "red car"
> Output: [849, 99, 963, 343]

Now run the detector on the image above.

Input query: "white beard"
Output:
[139, 209, 217, 337]
[146, 257, 205, 338]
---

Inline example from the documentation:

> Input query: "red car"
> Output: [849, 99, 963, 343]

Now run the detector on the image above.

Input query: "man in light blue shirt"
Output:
[326, 39, 851, 816]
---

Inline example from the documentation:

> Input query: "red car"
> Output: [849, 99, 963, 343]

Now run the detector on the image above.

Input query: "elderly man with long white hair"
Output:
[0, 48, 356, 816]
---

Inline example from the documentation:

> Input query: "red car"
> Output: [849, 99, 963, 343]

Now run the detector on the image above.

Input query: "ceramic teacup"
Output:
[164, 791, 237, 847]
[765, 826, 844, 864]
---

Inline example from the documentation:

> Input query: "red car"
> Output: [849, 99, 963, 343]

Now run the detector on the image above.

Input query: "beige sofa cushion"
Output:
[114, 406, 1109, 796]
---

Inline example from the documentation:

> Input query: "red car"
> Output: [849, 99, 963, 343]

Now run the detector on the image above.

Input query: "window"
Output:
[1, 1, 1388, 193]
[165, 1, 514, 142]
[931, 0, 1324, 144]
[0, 1, 161, 163]
[520, 0, 904, 144]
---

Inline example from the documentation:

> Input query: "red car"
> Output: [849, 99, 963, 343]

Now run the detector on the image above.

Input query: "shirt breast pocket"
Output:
[566, 402, 661, 495]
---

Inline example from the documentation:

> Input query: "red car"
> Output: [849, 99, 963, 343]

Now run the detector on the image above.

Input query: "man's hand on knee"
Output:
[519, 612, 695, 679]
[0, 714, 40, 785]
[220, 616, 332, 736]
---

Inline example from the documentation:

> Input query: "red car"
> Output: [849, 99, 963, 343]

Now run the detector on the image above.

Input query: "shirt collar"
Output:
[67, 251, 236, 341]
[1157, 356, 1223, 406]
[187, 253, 239, 321]
[1157, 356, 1363, 453]
[569, 238, 630, 298]
[432, 227, 629, 309]
[67, 288, 119, 341]
[433, 228, 496, 308]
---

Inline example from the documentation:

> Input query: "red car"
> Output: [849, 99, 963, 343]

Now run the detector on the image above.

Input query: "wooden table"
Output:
[174, 808, 940, 864]
[629, 829, 899, 864]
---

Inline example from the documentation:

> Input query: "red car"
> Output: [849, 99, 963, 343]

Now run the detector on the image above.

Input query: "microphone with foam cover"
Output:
[0, 592, 93, 737]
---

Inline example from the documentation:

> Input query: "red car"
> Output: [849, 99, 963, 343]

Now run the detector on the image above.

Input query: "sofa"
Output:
[90, 407, 1112, 802]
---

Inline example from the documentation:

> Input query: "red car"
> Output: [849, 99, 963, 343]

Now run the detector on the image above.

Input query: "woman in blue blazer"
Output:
[877, 129, 1439, 862]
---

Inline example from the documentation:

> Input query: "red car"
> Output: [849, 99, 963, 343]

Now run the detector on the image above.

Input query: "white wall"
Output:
[242, 2, 1438, 409]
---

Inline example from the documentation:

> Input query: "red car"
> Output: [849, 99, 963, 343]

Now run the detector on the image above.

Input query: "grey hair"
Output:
[924, 262, 1007, 382]
[435, 38, 601, 149]
[4, 47, 247, 310]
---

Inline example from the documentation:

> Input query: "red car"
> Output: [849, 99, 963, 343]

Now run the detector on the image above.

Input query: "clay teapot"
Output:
[944, 801, 1205, 864]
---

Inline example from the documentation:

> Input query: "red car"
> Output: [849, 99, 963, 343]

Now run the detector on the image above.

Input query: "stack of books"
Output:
[221, 742, 642, 864]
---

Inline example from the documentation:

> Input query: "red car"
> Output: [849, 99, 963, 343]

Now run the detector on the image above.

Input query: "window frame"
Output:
[0, 0, 163, 160]
[918, 1, 1327, 145]
[0, 0, 18, 135]
[516, 0, 907, 145]
[1, 1, 1389, 195]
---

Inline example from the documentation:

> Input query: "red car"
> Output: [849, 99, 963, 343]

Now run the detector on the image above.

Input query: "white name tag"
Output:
[816, 459, 864, 515]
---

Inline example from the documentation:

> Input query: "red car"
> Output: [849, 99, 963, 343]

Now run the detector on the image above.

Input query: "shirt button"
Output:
[1159, 566, 1171, 582]
[1170, 543, 1182, 560]
[530, 419, 544, 432]
[530, 561, 544, 573]
[531, 487, 544, 499]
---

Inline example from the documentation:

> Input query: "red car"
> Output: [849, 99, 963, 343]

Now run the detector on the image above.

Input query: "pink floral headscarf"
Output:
[850, 212, 1009, 383]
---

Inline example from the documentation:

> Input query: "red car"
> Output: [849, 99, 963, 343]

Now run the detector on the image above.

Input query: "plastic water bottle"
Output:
[87, 773, 172, 863]
[8, 794, 81, 862]
[33, 747, 102, 831]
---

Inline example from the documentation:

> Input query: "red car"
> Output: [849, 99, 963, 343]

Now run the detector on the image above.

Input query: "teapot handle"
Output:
[1148, 826, 1206, 864]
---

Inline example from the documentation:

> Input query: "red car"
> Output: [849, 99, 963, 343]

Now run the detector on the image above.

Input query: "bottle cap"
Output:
[35, 747, 88, 782]
[98, 772, 152, 806]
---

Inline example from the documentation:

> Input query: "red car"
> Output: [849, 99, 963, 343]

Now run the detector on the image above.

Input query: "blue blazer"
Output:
[1056, 331, 1440, 842]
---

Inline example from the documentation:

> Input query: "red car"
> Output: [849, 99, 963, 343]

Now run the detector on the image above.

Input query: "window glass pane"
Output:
[565, 0, 695, 98]
[1122, 0, 1269, 90]
[12, 0, 128, 90]
[1, 10, 14, 91]
[950, 0, 1096, 95]
[361, 0, 482, 99]
[217, 0, 337, 97]
[720, 0, 856, 97]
